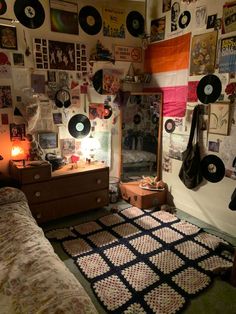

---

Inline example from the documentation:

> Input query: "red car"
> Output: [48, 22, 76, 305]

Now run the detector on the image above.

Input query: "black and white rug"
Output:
[46, 207, 233, 314]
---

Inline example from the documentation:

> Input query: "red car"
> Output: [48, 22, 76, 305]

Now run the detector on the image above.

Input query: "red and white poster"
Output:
[114, 45, 142, 63]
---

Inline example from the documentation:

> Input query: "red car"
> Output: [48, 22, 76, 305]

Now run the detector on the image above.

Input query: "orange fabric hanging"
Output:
[144, 33, 191, 73]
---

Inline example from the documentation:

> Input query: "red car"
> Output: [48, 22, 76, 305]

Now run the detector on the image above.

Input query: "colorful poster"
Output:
[50, 0, 79, 35]
[190, 31, 218, 76]
[103, 69, 122, 95]
[219, 36, 236, 73]
[103, 8, 125, 38]
[222, 1, 236, 34]
[150, 17, 166, 42]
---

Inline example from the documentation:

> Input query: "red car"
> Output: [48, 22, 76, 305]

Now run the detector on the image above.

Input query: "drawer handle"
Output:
[35, 191, 41, 197]
[96, 179, 102, 185]
[96, 197, 102, 203]
[36, 213, 41, 219]
[34, 174, 40, 180]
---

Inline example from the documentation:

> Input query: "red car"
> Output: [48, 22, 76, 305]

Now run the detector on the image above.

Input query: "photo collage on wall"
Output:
[33, 38, 88, 74]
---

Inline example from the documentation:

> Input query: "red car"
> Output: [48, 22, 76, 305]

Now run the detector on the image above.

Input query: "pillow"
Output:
[0, 187, 27, 205]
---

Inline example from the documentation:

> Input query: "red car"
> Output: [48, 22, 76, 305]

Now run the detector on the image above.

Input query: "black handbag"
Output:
[179, 105, 203, 189]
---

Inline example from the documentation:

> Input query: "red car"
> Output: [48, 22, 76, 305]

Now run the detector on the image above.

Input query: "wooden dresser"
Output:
[9, 161, 109, 223]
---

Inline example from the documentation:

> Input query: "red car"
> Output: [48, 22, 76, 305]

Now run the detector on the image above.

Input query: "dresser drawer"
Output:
[9, 161, 52, 184]
[22, 168, 109, 204]
[30, 189, 109, 223]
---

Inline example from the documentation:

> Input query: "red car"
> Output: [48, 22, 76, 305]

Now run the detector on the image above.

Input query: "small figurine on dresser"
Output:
[26, 133, 44, 161]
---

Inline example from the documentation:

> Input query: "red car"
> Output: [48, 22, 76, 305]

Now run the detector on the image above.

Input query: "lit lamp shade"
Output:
[11, 141, 27, 162]
[81, 135, 100, 160]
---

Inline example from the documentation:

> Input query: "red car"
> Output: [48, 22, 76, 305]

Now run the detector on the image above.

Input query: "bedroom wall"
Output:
[146, 0, 236, 237]
[0, 0, 145, 177]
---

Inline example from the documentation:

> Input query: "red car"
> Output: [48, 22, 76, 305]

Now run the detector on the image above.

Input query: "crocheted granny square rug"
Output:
[46, 207, 233, 314]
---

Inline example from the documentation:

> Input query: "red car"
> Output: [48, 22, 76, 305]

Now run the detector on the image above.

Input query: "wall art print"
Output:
[190, 31, 218, 76]
[208, 102, 230, 136]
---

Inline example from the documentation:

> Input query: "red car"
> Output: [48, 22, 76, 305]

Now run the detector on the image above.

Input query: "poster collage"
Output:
[0, 0, 146, 167]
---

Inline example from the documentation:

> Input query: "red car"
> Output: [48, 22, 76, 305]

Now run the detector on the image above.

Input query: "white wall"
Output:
[148, 0, 236, 236]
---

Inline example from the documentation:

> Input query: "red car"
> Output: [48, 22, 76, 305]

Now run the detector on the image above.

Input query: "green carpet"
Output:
[42, 201, 236, 314]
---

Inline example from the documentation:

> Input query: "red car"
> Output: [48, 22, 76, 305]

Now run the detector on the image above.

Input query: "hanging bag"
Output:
[179, 105, 203, 189]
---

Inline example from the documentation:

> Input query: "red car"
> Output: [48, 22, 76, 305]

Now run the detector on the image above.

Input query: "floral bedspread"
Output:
[0, 187, 98, 314]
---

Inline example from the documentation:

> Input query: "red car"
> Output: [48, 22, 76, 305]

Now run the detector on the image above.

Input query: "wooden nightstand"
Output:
[9, 161, 109, 223]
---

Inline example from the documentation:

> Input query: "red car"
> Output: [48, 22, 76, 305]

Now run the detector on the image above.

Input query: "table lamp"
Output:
[11, 141, 27, 167]
[81, 135, 100, 163]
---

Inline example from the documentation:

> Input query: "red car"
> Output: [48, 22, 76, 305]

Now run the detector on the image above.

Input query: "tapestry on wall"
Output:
[46, 207, 233, 314]
[144, 33, 191, 117]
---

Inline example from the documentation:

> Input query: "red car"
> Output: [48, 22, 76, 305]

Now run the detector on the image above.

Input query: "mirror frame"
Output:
[119, 91, 163, 181]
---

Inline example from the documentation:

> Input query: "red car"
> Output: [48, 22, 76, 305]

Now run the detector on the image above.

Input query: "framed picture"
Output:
[38, 132, 58, 149]
[208, 102, 230, 135]
[0, 24, 17, 50]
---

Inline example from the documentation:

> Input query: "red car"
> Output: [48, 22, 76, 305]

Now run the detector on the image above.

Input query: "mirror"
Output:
[120, 92, 163, 181]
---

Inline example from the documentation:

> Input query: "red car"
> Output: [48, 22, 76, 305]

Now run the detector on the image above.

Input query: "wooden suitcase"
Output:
[119, 181, 167, 209]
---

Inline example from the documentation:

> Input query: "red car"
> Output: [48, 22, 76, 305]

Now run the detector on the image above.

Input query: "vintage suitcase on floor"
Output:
[119, 181, 167, 209]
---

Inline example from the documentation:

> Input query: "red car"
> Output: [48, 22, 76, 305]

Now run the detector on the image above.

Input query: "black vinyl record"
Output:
[164, 119, 175, 133]
[93, 69, 103, 95]
[14, 0, 45, 29]
[201, 154, 225, 183]
[178, 11, 191, 29]
[79, 5, 102, 35]
[0, 0, 7, 15]
[68, 114, 91, 139]
[104, 104, 112, 119]
[197, 74, 222, 104]
[126, 11, 144, 37]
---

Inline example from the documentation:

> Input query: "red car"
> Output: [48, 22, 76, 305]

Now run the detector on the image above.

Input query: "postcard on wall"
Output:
[0, 86, 12, 108]
[190, 31, 218, 75]
[61, 138, 75, 155]
[9, 123, 26, 141]
[219, 36, 236, 73]
[49, 0, 79, 35]
[208, 102, 230, 136]
[222, 1, 236, 34]
[13, 53, 24, 67]
[103, 8, 125, 38]
[195, 6, 207, 28]
[0, 24, 17, 50]
[0, 51, 11, 78]
[150, 17, 166, 43]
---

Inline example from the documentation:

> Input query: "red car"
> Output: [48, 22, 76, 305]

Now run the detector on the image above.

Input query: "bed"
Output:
[122, 132, 157, 175]
[0, 187, 98, 314]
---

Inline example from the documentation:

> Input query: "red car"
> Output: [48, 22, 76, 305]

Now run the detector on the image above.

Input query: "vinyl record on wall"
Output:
[14, 0, 45, 29]
[178, 11, 191, 29]
[164, 119, 175, 133]
[0, 0, 7, 15]
[126, 11, 144, 37]
[197, 74, 222, 104]
[201, 154, 225, 183]
[103, 104, 113, 119]
[79, 5, 102, 35]
[68, 114, 91, 139]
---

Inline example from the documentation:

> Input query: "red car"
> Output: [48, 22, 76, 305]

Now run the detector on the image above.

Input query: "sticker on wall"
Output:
[0, 85, 12, 108]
